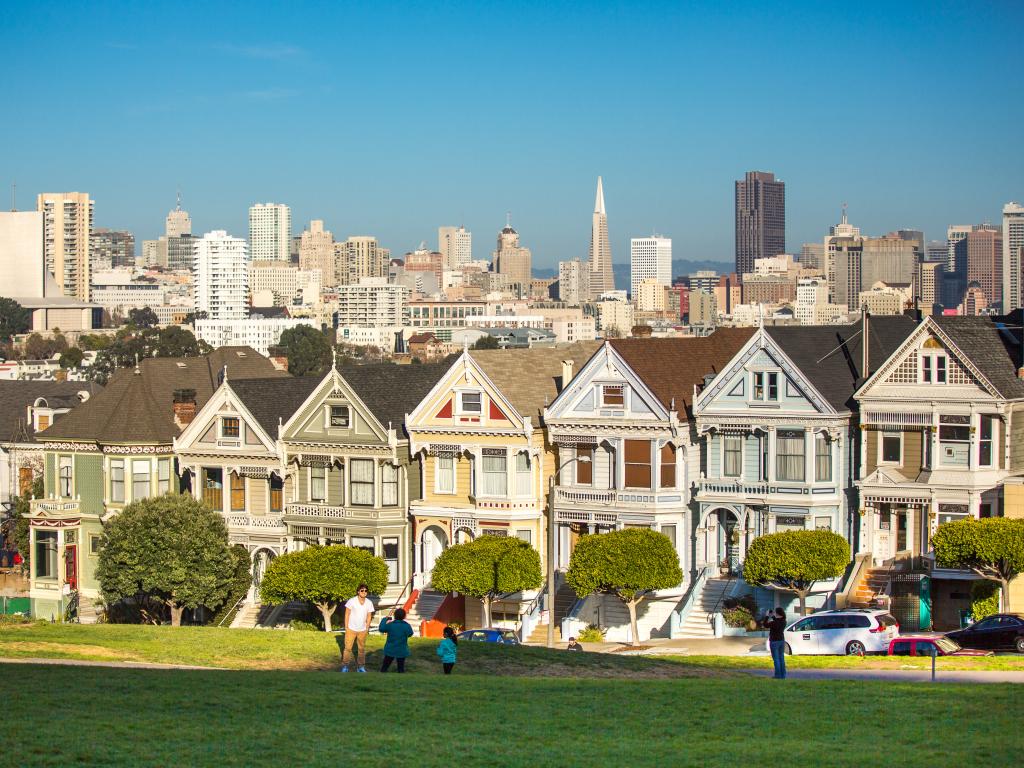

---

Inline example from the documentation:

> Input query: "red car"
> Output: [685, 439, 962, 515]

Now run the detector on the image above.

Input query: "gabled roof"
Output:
[340, 362, 452, 431]
[42, 347, 287, 444]
[766, 316, 916, 411]
[930, 315, 1024, 399]
[228, 377, 322, 438]
[469, 342, 602, 424]
[608, 329, 755, 419]
[0, 381, 103, 444]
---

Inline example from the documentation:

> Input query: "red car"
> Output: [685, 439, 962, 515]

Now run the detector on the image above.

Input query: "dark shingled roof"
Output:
[0, 381, 103, 444]
[42, 347, 287, 444]
[766, 315, 917, 411]
[931, 315, 1024, 399]
[608, 329, 756, 420]
[341, 362, 452, 430]
[229, 377, 322, 438]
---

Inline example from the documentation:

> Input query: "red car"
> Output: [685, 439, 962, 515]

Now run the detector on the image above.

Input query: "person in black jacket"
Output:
[763, 608, 788, 679]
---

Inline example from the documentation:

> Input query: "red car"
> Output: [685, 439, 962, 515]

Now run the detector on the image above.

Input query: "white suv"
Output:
[772, 610, 899, 655]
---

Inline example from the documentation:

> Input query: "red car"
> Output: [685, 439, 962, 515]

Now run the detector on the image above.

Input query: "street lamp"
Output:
[547, 454, 591, 648]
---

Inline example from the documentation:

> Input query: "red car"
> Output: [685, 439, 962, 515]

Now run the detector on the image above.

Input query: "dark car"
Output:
[945, 613, 1024, 653]
[457, 628, 520, 645]
[888, 636, 993, 657]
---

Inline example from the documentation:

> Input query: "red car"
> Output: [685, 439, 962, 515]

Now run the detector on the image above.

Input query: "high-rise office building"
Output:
[37, 192, 93, 300]
[492, 218, 532, 291]
[918, 261, 943, 314]
[966, 225, 1003, 309]
[167, 234, 198, 272]
[800, 242, 824, 271]
[90, 229, 135, 271]
[438, 225, 472, 269]
[735, 171, 785, 278]
[861, 235, 918, 298]
[630, 236, 672, 298]
[193, 230, 248, 320]
[588, 177, 614, 295]
[166, 194, 191, 238]
[558, 258, 591, 306]
[824, 206, 861, 303]
[946, 225, 972, 273]
[925, 241, 947, 263]
[1002, 203, 1024, 311]
[299, 220, 335, 285]
[249, 202, 291, 261]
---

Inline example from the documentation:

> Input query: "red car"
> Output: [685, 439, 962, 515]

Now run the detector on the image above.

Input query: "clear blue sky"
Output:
[3, 1, 1022, 269]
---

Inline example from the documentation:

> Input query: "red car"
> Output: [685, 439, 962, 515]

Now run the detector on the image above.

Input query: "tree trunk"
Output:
[482, 595, 492, 627]
[317, 602, 334, 632]
[1000, 579, 1010, 613]
[796, 589, 809, 617]
[168, 602, 184, 627]
[626, 597, 642, 646]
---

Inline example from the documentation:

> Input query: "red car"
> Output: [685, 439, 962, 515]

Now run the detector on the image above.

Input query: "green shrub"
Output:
[289, 619, 321, 632]
[578, 624, 604, 642]
[722, 605, 755, 629]
[970, 580, 1000, 622]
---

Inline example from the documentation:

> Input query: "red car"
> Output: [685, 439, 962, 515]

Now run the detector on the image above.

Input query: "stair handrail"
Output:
[217, 593, 249, 628]
[835, 551, 871, 610]
[708, 573, 735, 621]
[670, 565, 712, 637]
[517, 586, 546, 642]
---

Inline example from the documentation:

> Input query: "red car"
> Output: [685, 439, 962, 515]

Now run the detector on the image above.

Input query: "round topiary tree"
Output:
[742, 529, 850, 616]
[431, 535, 542, 627]
[259, 545, 388, 632]
[932, 517, 1024, 609]
[96, 495, 238, 626]
[566, 528, 683, 646]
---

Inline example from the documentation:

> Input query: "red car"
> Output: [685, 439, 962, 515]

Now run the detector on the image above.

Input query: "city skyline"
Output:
[2, 2, 1022, 267]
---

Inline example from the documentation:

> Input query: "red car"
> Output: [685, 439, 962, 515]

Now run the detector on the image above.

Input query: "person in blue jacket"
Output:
[436, 625, 458, 674]
[378, 608, 414, 673]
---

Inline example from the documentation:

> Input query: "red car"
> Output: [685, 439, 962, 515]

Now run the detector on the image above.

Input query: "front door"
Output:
[65, 544, 78, 589]
[873, 509, 892, 564]
[421, 526, 447, 577]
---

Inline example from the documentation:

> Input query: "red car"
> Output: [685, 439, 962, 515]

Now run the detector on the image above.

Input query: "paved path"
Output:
[0, 656, 224, 671]
[744, 668, 1024, 684]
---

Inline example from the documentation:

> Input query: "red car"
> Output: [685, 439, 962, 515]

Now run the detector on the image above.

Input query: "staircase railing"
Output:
[835, 552, 871, 610]
[670, 565, 713, 638]
[517, 587, 546, 643]
[218, 593, 249, 628]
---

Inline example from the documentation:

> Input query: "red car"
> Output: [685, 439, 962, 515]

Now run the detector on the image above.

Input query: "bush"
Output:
[970, 580, 1000, 622]
[578, 624, 604, 642]
[289, 619, 321, 632]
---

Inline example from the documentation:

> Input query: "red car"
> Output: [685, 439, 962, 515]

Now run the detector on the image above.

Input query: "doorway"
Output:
[421, 526, 448, 578]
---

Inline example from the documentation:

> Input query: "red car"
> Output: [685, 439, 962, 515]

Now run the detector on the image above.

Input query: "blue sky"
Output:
[3, 1, 1022, 269]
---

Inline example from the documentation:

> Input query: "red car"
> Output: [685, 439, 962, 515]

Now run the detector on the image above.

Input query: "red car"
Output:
[888, 636, 992, 657]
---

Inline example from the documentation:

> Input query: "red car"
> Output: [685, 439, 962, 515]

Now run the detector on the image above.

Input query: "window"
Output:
[767, 372, 779, 401]
[89, 534, 102, 556]
[481, 451, 507, 496]
[132, 460, 151, 501]
[922, 348, 947, 383]
[350, 459, 374, 506]
[775, 430, 805, 482]
[382, 463, 399, 506]
[157, 459, 171, 495]
[979, 415, 995, 467]
[575, 447, 593, 485]
[751, 372, 778, 401]
[436, 455, 455, 494]
[203, 468, 223, 510]
[723, 436, 742, 477]
[659, 443, 676, 488]
[515, 453, 532, 496]
[791, 616, 819, 632]
[59, 456, 72, 498]
[329, 406, 350, 428]
[459, 391, 482, 414]
[515, 529, 532, 545]
[939, 416, 970, 467]
[382, 536, 399, 584]
[623, 440, 652, 489]
[602, 385, 624, 407]
[753, 372, 764, 400]
[110, 460, 125, 503]
[350, 536, 375, 554]
[815, 434, 832, 481]
[269, 474, 283, 513]
[310, 466, 326, 502]
[661, 524, 676, 551]
[881, 431, 902, 465]
[221, 417, 240, 438]
[34, 531, 58, 579]
[230, 472, 245, 511]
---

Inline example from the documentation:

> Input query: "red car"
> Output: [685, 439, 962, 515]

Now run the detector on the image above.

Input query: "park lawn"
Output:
[665, 652, 1024, 673]
[8, 663, 1022, 768]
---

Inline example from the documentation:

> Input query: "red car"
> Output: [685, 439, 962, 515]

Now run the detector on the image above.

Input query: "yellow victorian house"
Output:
[406, 342, 599, 627]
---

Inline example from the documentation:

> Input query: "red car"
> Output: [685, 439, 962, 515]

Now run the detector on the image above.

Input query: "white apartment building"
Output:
[37, 192, 93, 301]
[551, 317, 597, 344]
[636, 279, 668, 312]
[249, 203, 291, 261]
[753, 253, 796, 275]
[438, 225, 472, 269]
[857, 282, 911, 316]
[250, 260, 322, 307]
[558, 259, 591, 306]
[193, 230, 248, 320]
[194, 317, 316, 356]
[630, 235, 671, 298]
[333, 278, 410, 327]
[90, 270, 168, 311]
[1002, 203, 1024, 311]
[336, 326, 404, 349]
[598, 299, 634, 336]
[794, 277, 848, 325]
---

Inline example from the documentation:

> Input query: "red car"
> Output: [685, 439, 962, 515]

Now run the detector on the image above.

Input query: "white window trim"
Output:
[309, 465, 327, 503]
[109, 458, 125, 503]
[58, 455, 74, 498]
[749, 370, 780, 403]
[813, 431, 834, 483]
[131, 458, 153, 502]
[721, 435, 743, 480]
[599, 382, 626, 409]
[326, 404, 351, 429]
[455, 388, 483, 415]
[218, 415, 242, 440]
[514, 450, 533, 497]
[920, 352, 948, 384]
[434, 454, 457, 495]
[878, 430, 903, 467]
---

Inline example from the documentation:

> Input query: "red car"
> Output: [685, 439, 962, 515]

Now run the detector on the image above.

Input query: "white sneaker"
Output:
[341, 666, 349, 673]
[357, 666, 367, 673]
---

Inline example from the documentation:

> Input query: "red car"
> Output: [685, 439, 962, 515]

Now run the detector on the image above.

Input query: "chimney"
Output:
[54, 369, 67, 382]
[173, 388, 197, 429]
[267, 345, 288, 372]
[560, 359, 575, 392]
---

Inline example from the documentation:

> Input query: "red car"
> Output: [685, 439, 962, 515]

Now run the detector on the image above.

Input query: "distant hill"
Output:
[534, 259, 734, 285]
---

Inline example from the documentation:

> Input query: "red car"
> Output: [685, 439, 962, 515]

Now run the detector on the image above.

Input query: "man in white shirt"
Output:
[341, 584, 374, 673]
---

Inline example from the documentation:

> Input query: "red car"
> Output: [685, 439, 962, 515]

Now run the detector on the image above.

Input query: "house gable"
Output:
[281, 370, 389, 445]
[175, 384, 277, 454]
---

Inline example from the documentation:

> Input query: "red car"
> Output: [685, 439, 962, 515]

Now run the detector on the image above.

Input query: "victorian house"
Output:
[27, 348, 282, 621]
[543, 331, 753, 641]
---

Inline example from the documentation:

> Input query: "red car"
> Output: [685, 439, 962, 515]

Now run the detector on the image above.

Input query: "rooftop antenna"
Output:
[506, 211, 511, 229]
[10, 181, 15, 212]
[176, 188, 182, 211]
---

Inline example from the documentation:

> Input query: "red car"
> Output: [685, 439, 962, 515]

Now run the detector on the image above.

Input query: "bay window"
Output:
[203, 468, 223, 510]
[310, 466, 326, 502]
[382, 463, 399, 506]
[939, 416, 970, 467]
[814, 433, 832, 482]
[659, 443, 676, 488]
[34, 531, 58, 579]
[481, 450, 507, 496]
[132, 460, 150, 501]
[723, 436, 742, 478]
[775, 430, 805, 482]
[110, 460, 125, 503]
[979, 415, 995, 467]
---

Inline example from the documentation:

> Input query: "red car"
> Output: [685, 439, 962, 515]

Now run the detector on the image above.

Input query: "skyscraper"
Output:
[299, 220, 335, 285]
[558, 258, 590, 306]
[37, 192, 93, 301]
[630, 236, 672, 298]
[193, 230, 248, 320]
[438, 225, 472, 269]
[166, 193, 191, 238]
[338, 236, 389, 285]
[735, 171, 785, 278]
[824, 206, 861, 304]
[1002, 202, 1024, 311]
[588, 177, 614, 296]
[966, 225, 1003, 308]
[248, 202, 291, 261]
[90, 229, 135, 270]
[492, 217, 532, 291]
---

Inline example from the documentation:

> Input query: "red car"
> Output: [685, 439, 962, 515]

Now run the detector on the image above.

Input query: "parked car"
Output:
[888, 636, 992, 657]
[457, 628, 520, 645]
[945, 613, 1024, 653]
[770, 609, 899, 655]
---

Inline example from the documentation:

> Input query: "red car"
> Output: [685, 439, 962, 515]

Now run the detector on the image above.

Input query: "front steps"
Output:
[674, 578, 734, 638]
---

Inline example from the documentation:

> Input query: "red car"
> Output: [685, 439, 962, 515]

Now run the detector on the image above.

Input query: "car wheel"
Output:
[784, 643, 792, 655]
[846, 640, 866, 656]
[1016, 636, 1024, 654]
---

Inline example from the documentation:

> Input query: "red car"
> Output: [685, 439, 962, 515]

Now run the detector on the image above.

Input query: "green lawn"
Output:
[8, 663, 1021, 767]
[664, 652, 1024, 673]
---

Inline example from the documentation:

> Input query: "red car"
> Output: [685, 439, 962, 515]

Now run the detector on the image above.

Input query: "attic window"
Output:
[176, 362, 187, 368]
[330, 405, 350, 428]
[459, 391, 482, 414]
[236, 351, 246, 357]
[221, 417, 240, 438]
[602, 385, 624, 407]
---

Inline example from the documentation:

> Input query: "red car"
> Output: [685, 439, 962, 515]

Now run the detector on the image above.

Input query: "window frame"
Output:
[110, 459, 125, 503]
[382, 463, 399, 506]
[157, 458, 171, 495]
[382, 536, 400, 584]
[814, 433, 832, 482]
[515, 452, 532, 496]
[349, 458, 375, 507]
[879, 431, 903, 466]
[329, 405, 350, 428]
[575, 447, 593, 486]
[132, 459, 151, 502]
[309, 465, 327, 502]
[601, 384, 625, 408]
[775, 429, 806, 482]
[978, 415, 995, 468]
[938, 416, 971, 467]
[457, 390, 482, 415]
[230, 471, 246, 511]
[220, 416, 240, 439]
[722, 436, 742, 478]
[658, 443, 676, 489]
[435, 454, 456, 495]
[480, 451, 508, 497]
[58, 456, 72, 498]
[623, 439, 652, 490]
[34, 530, 58, 580]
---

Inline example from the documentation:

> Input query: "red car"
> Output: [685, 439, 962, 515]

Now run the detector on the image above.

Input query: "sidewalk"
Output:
[568, 636, 766, 656]
[745, 668, 1024, 684]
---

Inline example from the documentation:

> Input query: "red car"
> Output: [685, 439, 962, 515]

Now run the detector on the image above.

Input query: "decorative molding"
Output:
[102, 444, 174, 455]
[42, 442, 100, 453]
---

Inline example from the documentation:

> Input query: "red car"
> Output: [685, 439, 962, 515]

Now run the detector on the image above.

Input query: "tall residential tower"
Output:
[1003, 202, 1024, 311]
[37, 191, 93, 300]
[249, 202, 291, 261]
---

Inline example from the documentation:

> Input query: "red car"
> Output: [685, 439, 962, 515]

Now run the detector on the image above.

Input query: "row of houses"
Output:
[19, 312, 1024, 636]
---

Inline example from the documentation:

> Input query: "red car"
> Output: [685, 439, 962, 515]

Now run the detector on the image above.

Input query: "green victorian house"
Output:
[27, 347, 284, 621]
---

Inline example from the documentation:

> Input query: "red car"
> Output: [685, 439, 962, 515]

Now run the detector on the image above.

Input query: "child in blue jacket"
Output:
[378, 609, 414, 673]
[436, 626, 458, 674]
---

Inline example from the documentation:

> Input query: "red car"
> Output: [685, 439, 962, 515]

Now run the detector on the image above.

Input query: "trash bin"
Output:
[959, 609, 972, 629]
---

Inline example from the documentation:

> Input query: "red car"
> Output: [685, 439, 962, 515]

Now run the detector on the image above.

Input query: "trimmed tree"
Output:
[431, 536, 542, 627]
[566, 528, 683, 646]
[932, 517, 1024, 609]
[742, 529, 850, 616]
[96, 495, 239, 626]
[259, 545, 388, 632]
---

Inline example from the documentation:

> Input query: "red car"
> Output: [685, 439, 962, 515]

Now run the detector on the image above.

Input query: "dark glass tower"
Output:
[735, 171, 786, 278]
